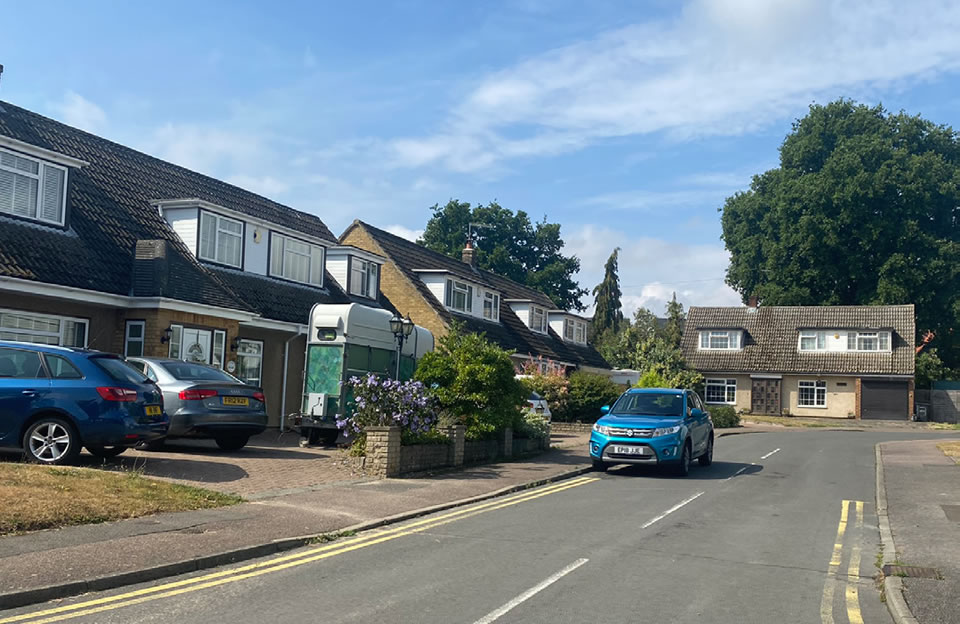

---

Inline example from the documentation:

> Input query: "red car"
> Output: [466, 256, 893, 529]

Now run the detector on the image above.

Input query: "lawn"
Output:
[740, 414, 841, 428]
[0, 463, 242, 535]
[937, 441, 960, 463]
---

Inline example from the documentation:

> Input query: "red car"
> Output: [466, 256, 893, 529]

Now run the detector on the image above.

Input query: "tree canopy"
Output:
[592, 248, 624, 335]
[419, 199, 588, 311]
[722, 99, 960, 367]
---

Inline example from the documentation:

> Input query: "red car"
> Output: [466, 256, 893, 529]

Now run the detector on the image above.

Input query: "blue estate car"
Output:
[0, 341, 168, 464]
[589, 387, 714, 476]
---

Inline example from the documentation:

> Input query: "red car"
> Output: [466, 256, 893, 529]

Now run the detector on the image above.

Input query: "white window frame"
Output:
[530, 306, 548, 334]
[482, 291, 499, 321]
[199, 211, 243, 268]
[563, 319, 575, 340]
[270, 232, 325, 286]
[0, 308, 88, 347]
[0, 146, 68, 226]
[699, 330, 741, 350]
[445, 279, 473, 313]
[349, 257, 378, 298]
[798, 380, 827, 408]
[212, 330, 226, 370]
[124, 320, 146, 357]
[846, 330, 891, 352]
[798, 330, 827, 352]
[575, 320, 586, 344]
[237, 338, 263, 386]
[705, 378, 737, 404]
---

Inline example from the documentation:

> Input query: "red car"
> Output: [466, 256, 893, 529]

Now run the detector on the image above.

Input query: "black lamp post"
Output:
[389, 313, 415, 379]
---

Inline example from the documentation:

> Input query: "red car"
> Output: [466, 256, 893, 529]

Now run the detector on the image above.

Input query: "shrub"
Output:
[564, 371, 624, 423]
[636, 369, 670, 388]
[414, 326, 527, 440]
[519, 358, 570, 420]
[709, 405, 740, 428]
[337, 375, 437, 438]
[515, 412, 551, 440]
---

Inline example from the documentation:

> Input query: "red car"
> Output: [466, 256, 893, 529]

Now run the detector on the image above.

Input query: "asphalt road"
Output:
[3, 430, 943, 624]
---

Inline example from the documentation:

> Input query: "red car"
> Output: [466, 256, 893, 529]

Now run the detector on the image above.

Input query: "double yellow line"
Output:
[820, 499, 865, 624]
[1, 476, 599, 624]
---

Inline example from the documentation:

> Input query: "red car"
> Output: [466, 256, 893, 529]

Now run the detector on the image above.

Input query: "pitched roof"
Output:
[348, 221, 609, 369]
[681, 305, 915, 376]
[0, 101, 336, 313]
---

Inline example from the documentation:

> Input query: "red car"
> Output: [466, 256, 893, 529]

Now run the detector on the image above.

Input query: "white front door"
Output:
[181, 328, 212, 364]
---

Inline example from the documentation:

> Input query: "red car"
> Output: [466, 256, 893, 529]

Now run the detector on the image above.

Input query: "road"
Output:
[2, 430, 934, 624]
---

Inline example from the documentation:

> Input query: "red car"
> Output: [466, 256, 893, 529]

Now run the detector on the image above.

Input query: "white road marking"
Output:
[472, 558, 589, 624]
[640, 491, 705, 529]
[760, 448, 781, 460]
[723, 463, 757, 482]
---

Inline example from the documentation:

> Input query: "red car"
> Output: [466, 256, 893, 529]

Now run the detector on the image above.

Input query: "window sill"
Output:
[797, 404, 828, 409]
[705, 400, 736, 405]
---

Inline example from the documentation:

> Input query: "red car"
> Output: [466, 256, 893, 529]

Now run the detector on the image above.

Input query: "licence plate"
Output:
[145, 405, 162, 417]
[222, 397, 249, 406]
[612, 445, 646, 455]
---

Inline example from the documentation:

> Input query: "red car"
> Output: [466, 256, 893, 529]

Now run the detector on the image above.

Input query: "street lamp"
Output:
[389, 313, 415, 379]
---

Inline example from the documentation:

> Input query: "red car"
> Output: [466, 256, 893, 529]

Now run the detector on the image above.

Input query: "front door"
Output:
[181, 328, 212, 364]
[751, 378, 781, 415]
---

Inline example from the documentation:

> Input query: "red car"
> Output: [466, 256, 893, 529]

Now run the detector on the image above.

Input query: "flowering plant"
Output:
[337, 374, 437, 437]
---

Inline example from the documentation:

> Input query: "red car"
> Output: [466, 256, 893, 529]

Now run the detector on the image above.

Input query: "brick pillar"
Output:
[908, 379, 915, 420]
[855, 378, 862, 420]
[445, 425, 465, 466]
[366, 426, 401, 478]
[503, 427, 513, 458]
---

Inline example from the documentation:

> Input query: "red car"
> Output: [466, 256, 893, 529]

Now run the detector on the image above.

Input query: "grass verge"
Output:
[936, 441, 960, 463]
[928, 422, 960, 431]
[740, 414, 847, 428]
[0, 463, 242, 535]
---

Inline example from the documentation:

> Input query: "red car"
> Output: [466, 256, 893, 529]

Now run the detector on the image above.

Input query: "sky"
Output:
[4, 0, 960, 317]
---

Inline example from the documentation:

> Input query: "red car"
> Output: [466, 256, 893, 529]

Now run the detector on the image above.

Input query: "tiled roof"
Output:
[205, 267, 352, 324]
[350, 221, 609, 369]
[0, 101, 336, 312]
[681, 305, 915, 376]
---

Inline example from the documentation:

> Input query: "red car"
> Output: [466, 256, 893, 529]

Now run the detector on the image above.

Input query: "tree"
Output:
[592, 248, 624, 335]
[662, 292, 685, 348]
[419, 199, 589, 311]
[722, 99, 960, 367]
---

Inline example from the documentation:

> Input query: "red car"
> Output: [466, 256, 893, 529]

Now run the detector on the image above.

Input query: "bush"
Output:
[414, 326, 527, 440]
[518, 358, 570, 419]
[337, 375, 437, 437]
[564, 371, 623, 423]
[709, 405, 740, 428]
[515, 412, 551, 440]
[636, 369, 670, 388]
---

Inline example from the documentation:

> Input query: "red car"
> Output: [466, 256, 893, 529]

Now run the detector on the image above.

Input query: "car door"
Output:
[685, 391, 707, 453]
[690, 392, 710, 452]
[0, 346, 51, 447]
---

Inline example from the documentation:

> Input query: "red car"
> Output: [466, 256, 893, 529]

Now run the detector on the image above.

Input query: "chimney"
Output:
[461, 239, 476, 266]
[747, 295, 758, 312]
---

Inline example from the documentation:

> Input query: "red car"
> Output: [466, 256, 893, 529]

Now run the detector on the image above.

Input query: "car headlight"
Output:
[652, 425, 681, 437]
[593, 423, 611, 435]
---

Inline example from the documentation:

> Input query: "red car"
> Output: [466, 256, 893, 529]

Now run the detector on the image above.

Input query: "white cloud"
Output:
[51, 91, 107, 133]
[385, 225, 425, 241]
[226, 174, 290, 197]
[143, 123, 267, 176]
[386, 0, 960, 172]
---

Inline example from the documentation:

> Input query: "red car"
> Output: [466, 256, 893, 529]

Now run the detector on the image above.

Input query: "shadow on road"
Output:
[603, 460, 763, 480]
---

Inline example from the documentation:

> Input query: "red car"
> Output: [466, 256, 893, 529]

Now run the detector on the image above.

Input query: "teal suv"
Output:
[589, 388, 713, 476]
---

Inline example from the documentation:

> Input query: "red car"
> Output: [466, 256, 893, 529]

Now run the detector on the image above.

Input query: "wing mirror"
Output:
[600, 405, 611, 415]
[690, 408, 703, 418]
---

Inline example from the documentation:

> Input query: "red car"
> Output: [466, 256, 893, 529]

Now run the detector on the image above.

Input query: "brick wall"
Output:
[399, 443, 452, 473]
[464, 439, 501, 464]
[0, 292, 123, 352]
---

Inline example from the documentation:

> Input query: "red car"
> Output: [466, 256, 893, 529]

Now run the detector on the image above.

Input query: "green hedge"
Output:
[558, 371, 625, 423]
[709, 405, 740, 429]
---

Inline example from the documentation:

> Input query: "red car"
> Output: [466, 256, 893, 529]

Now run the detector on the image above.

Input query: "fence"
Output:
[915, 389, 960, 423]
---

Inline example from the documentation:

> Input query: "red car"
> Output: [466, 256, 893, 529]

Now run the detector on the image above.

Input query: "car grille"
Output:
[607, 427, 652, 438]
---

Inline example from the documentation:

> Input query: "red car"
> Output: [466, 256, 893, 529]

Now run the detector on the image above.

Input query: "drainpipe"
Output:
[279, 326, 305, 432]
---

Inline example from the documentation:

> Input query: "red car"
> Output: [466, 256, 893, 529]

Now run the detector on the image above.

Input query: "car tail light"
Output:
[97, 387, 138, 402]
[179, 389, 219, 401]
[253, 391, 265, 403]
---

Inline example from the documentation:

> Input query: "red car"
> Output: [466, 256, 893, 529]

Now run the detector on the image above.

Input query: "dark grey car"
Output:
[126, 357, 267, 451]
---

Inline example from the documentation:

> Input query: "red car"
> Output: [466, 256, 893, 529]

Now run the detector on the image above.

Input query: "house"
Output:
[339, 221, 610, 373]
[680, 303, 915, 420]
[0, 100, 393, 427]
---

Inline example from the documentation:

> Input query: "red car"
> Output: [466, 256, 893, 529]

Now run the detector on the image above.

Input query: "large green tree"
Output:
[592, 248, 624, 335]
[419, 200, 588, 311]
[662, 292, 685, 348]
[722, 100, 960, 367]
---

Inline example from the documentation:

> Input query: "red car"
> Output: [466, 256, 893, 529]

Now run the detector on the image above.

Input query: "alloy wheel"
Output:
[28, 422, 72, 463]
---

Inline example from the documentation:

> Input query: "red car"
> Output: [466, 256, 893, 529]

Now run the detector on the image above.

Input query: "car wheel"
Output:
[215, 435, 250, 451]
[698, 436, 714, 467]
[319, 430, 340, 446]
[23, 417, 80, 465]
[675, 441, 691, 477]
[87, 445, 127, 459]
[592, 459, 608, 472]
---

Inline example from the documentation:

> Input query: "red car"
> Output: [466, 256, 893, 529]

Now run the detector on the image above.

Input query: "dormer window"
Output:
[530, 306, 548, 334]
[699, 330, 742, 350]
[199, 211, 243, 268]
[847, 331, 890, 352]
[563, 318, 587, 344]
[349, 257, 378, 298]
[799, 330, 827, 351]
[0, 147, 67, 226]
[270, 232, 324, 286]
[445, 279, 473, 313]
[483, 291, 500, 321]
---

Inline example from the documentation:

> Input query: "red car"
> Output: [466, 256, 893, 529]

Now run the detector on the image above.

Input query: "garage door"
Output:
[861, 380, 909, 420]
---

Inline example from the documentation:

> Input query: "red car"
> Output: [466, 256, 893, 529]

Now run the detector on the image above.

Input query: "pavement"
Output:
[5, 429, 944, 624]
[879, 438, 960, 624]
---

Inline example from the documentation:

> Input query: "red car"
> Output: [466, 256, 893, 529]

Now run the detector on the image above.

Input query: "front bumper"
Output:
[589, 432, 684, 464]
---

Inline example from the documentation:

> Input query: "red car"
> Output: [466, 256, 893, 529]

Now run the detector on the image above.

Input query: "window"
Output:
[483, 292, 500, 321]
[270, 233, 324, 286]
[124, 321, 145, 357]
[0, 309, 87, 347]
[349, 258, 378, 298]
[798, 380, 827, 407]
[0, 347, 46, 378]
[237, 339, 263, 385]
[212, 330, 226, 370]
[445, 279, 473, 313]
[91, 355, 149, 384]
[0, 147, 67, 226]
[168, 325, 183, 359]
[699, 330, 741, 350]
[846, 331, 891, 352]
[575, 320, 586, 343]
[45, 354, 83, 379]
[159, 360, 239, 382]
[199, 211, 243, 268]
[799, 330, 827, 351]
[530, 306, 547, 333]
[705, 378, 737, 404]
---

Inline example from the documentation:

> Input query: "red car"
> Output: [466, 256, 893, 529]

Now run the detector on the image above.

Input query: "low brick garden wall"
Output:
[463, 439, 501, 465]
[550, 422, 595, 434]
[399, 443, 452, 473]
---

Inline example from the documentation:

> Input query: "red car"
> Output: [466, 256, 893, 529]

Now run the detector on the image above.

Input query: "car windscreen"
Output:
[529, 391, 542, 401]
[159, 361, 241, 383]
[611, 393, 684, 417]
[93, 356, 150, 384]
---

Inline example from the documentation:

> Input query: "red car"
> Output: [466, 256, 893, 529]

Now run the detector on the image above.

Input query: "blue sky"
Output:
[4, 0, 960, 316]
